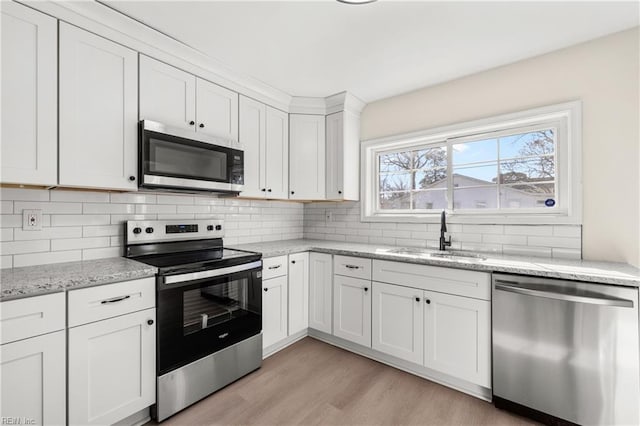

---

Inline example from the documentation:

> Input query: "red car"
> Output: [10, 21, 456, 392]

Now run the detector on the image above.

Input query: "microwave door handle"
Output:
[164, 261, 262, 285]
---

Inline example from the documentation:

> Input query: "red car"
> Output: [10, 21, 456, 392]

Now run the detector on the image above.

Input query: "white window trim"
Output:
[361, 100, 582, 224]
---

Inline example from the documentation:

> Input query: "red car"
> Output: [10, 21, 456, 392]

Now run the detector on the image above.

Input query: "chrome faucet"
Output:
[439, 210, 452, 251]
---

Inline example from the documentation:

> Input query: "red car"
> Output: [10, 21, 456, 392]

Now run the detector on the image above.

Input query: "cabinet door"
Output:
[1, 2, 57, 186]
[139, 55, 196, 131]
[288, 252, 309, 335]
[265, 106, 289, 199]
[309, 252, 333, 333]
[59, 23, 138, 190]
[424, 292, 491, 387]
[289, 114, 325, 200]
[0, 331, 65, 426]
[372, 281, 423, 364]
[262, 276, 288, 349]
[325, 112, 344, 200]
[196, 78, 239, 140]
[68, 308, 155, 425]
[239, 95, 266, 198]
[333, 275, 371, 347]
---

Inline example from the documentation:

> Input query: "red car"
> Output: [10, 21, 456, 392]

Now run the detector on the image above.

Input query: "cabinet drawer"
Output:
[1, 292, 65, 344]
[334, 255, 372, 280]
[262, 255, 288, 280]
[68, 277, 155, 327]
[372, 260, 491, 300]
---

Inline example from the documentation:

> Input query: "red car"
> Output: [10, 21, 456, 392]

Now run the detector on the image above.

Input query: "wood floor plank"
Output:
[150, 337, 538, 426]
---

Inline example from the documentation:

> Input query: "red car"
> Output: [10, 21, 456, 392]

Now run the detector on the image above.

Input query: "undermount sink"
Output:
[386, 247, 487, 261]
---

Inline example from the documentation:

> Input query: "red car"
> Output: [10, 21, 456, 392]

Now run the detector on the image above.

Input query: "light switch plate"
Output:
[22, 209, 43, 231]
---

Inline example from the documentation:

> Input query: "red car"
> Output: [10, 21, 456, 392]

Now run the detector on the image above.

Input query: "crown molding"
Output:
[291, 91, 367, 116]
[19, 0, 294, 111]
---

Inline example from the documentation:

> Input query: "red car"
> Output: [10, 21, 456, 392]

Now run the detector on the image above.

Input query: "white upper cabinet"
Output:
[1, 2, 57, 186]
[238, 96, 289, 199]
[59, 23, 138, 191]
[289, 114, 326, 200]
[239, 96, 266, 198]
[196, 78, 239, 140]
[139, 55, 196, 131]
[140, 55, 238, 140]
[264, 106, 289, 199]
[326, 111, 360, 201]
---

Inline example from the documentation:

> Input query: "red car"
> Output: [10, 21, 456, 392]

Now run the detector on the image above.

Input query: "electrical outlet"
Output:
[22, 209, 42, 231]
[326, 211, 333, 223]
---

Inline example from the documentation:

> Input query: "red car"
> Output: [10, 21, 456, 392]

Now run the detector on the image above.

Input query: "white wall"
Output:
[360, 28, 640, 267]
[0, 188, 303, 268]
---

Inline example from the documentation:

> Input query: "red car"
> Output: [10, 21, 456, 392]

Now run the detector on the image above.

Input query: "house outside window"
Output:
[361, 101, 582, 224]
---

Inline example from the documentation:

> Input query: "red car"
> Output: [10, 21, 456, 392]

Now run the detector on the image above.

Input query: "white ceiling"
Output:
[103, 1, 639, 103]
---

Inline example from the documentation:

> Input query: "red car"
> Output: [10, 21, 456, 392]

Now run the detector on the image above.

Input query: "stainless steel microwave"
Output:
[139, 120, 244, 193]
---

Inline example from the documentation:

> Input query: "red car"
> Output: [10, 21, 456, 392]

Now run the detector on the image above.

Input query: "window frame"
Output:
[361, 101, 582, 224]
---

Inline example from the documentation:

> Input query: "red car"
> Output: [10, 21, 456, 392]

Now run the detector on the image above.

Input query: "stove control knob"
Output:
[133, 227, 142, 234]
[207, 225, 214, 231]
[145, 227, 154, 234]
[215, 225, 222, 231]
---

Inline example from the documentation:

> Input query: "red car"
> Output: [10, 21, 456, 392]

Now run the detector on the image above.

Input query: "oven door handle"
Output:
[163, 261, 262, 285]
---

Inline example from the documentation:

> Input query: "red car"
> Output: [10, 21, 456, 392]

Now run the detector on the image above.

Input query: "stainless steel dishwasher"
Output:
[492, 274, 640, 425]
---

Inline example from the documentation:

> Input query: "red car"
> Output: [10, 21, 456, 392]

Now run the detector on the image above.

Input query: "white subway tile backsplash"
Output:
[82, 246, 121, 261]
[83, 225, 122, 237]
[15, 227, 82, 241]
[110, 214, 156, 224]
[51, 191, 109, 203]
[528, 236, 581, 249]
[110, 193, 157, 204]
[51, 237, 110, 251]
[505, 225, 553, 236]
[1, 240, 50, 255]
[552, 226, 582, 238]
[0, 188, 49, 201]
[1, 201, 13, 214]
[13, 250, 82, 267]
[135, 204, 177, 214]
[15, 201, 82, 214]
[552, 248, 582, 260]
[176, 205, 211, 214]
[83, 203, 135, 214]
[156, 195, 195, 205]
[503, 245, 552, 257]
[1, 255, 12, 269]
[482, 234, 527, 245]
[52, 215, 111, 226]
[1, 229, 13, 242]
[0, 215, 23, 228]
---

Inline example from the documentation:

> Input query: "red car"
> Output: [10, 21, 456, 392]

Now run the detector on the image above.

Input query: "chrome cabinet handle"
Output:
[101, 295, 130, 304]
[268, 265, 281, 270]
[494, 281, 634, 308]
[344, 264, 360, 269]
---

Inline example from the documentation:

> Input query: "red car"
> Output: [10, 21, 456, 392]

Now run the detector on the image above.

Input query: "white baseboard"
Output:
[307, 329, 492, 402]
[263, 329, 308, 358]
[112, 407, 151, 426]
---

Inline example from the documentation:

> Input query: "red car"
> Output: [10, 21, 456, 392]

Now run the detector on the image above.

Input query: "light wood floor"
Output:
[152, 337, 537, 426]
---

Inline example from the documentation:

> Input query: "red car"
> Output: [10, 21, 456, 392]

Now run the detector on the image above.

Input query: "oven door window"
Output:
[157, 268, 261, 374]
[183, 278, 249, 335]
[148, 138, 227, 181]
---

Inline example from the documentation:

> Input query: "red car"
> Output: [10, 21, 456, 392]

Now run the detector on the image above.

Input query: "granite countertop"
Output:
[0, 257, 157, 302]
[231, 239, 640, 287]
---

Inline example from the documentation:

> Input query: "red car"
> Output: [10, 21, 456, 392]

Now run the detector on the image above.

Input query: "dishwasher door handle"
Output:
[494, 281, 635, 308]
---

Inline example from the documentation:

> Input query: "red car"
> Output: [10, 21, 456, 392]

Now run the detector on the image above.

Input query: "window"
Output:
[361, 101, 582, 224]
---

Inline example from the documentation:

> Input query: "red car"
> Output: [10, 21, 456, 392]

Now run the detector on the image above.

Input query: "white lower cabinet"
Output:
[423, 291, 491, 387]
[68, 308, 156, 425]
[333, 274, 371, 347]
[309, 252, 333, 334]
[288, 252, 309, 335]
[0, 331, 66, 426]
[262, 275, 288, 349]
[372, 281, 424, 364]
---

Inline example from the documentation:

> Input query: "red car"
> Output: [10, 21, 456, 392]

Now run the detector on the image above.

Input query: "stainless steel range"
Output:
[125, 219, 262, 422]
